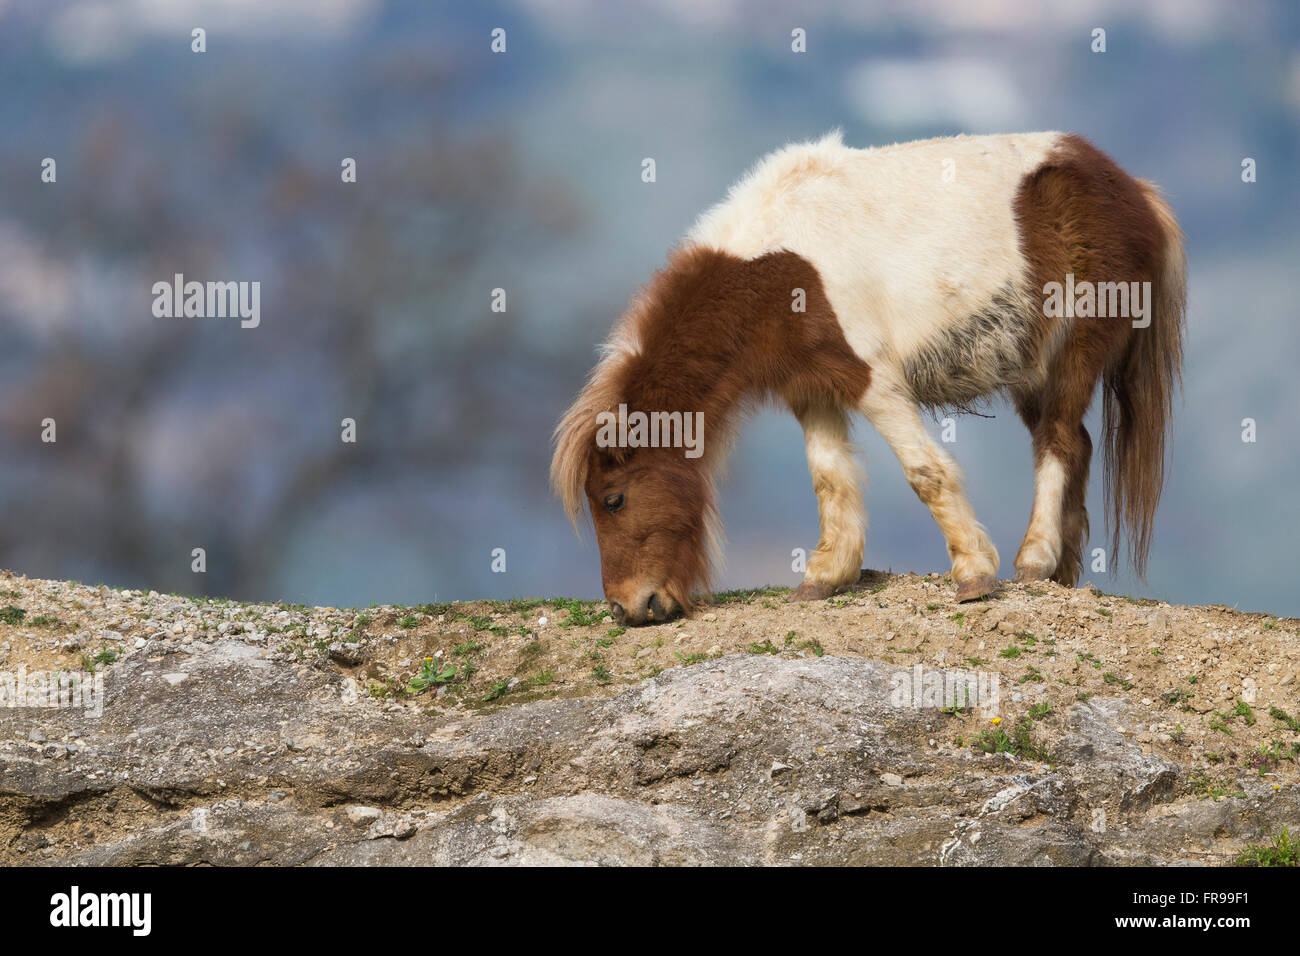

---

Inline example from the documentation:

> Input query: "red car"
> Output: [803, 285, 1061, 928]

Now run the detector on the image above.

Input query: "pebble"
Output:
[393, 820, 417, 840]
[346, 806, 382, 824]
[880, 772, 904, 787]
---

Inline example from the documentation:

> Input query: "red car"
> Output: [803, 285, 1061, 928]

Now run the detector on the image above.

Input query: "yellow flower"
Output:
[991, 717, 1001, 725]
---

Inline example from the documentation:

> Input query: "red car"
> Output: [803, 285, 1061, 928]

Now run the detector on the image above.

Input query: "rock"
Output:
[0, 628, 1296, 867]
[393, 820, 417, 840]
[328, 642, 367, 666]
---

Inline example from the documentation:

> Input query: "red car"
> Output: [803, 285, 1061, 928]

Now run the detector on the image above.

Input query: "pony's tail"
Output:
[1102, 181, 1186, 580]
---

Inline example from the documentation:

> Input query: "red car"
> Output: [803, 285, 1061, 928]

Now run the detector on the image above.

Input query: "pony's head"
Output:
[550, 309, 724, 623]
[552, 391, 719, 625]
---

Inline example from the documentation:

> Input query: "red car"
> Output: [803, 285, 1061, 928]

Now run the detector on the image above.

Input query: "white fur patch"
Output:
[685, 130, 1062, 380]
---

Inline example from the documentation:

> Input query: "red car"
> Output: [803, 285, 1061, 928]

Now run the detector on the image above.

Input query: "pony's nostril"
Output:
[648, 593, 668, 622]
[610, 602, 626, 623]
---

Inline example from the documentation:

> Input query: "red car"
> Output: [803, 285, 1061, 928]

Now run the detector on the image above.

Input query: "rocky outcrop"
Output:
[3, 633, 1294, 865]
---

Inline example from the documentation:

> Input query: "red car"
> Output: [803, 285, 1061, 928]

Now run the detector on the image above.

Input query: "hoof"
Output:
[955, 574, 996, 602]
[789, 580, 839, 602]
[1013, 565, 1051, 584]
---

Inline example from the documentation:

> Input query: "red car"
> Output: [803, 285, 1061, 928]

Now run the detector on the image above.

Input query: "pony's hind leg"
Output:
[789, 401, 865, 601]
[859, 381, 999, 601]
[1012, 374, 1097, 587]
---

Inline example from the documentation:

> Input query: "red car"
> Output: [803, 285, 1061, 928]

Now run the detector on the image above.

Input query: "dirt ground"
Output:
[2, 567, 1298, 790]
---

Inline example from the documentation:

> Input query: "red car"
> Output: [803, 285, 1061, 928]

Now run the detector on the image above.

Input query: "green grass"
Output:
[1187, 769, 1245, 801]
[969, 717, 1052, 762]
[1236, 828, 1298, 867]
[674, 650, 717, 665]
[1268, 706, 1300, 734]
[1102, 671, 1134, 691]
[711, 586, 790, 605]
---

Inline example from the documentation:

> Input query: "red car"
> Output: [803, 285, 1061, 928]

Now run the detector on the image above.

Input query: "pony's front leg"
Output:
[789, 402, 865, 601]
[860, 383, 999, 602]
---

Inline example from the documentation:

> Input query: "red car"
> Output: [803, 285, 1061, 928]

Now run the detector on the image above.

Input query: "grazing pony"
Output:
[553, 131, 1185, 625]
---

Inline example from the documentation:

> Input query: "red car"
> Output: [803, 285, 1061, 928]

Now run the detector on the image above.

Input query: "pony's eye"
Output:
[604, 493, 625, 513]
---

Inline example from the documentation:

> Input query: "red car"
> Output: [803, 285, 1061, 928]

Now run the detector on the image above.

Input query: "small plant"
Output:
[591, 664, 612, 684]
[941, 690, 971, 716]
[407, 656, 457, 693]
[1102, 671, 1134, 691]
[1268, 706, 1300, 734]
[28, 614, 62, 628]
[396, 614, 419, 629]
[1028, 702, 1052, 721]
[1163, 687, 1193, 707]
[1233, 699, 1256, 726]
[1187, 769, 1244, 801]
[606, 626, 627, 638]
[747, 639, 779, 656]
[483, 680, 511, 702]
[998, 645, 1021, 659]
[674, 650, 714, 665]
[1236, 828, 1298, 867]
[969, 717, 1052, 762]
[551, 599, 603, 628]
[0, 606, 26, 625]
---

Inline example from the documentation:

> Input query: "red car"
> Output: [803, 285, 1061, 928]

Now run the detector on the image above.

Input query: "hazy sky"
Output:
[1, 0, 1297, 615]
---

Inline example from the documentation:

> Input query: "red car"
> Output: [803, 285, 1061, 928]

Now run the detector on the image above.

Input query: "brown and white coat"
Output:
[554, 131, 1185, 625]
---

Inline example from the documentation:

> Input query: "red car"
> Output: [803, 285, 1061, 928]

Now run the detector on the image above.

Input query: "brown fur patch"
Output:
[1012, 133, 1185, 580]
[552, 246, 871, 614]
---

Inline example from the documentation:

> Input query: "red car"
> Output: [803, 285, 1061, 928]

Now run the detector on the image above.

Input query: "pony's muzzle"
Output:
[607, 589, 677, 626]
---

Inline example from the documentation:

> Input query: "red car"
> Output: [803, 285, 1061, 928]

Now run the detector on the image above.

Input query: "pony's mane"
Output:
[549, 246, 732, 584]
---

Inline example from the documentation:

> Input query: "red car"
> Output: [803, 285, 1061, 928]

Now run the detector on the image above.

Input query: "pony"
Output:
[552, 131, 1185, 625]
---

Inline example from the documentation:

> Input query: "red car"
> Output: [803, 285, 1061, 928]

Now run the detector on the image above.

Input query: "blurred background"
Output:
[0, 0, 1297, 614]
